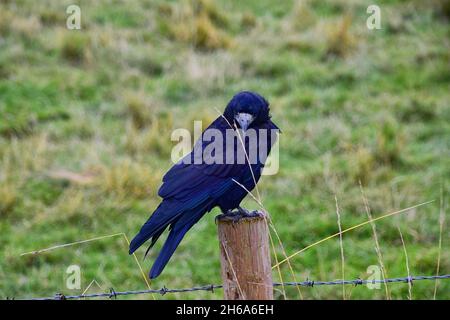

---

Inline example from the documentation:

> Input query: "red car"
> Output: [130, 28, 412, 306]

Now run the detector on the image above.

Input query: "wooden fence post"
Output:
[217, 211, 273, 300]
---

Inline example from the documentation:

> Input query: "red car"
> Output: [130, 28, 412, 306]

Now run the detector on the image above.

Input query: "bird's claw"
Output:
[237, 206, 261, 218]
[215, 207, 262, 224]
[215, 210, 235, 224]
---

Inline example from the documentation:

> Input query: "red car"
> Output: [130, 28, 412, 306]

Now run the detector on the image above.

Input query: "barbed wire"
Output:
[12, 274, 450, 300]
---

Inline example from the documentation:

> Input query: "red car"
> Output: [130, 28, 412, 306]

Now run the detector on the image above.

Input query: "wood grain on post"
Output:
[217, 212, 273, 300]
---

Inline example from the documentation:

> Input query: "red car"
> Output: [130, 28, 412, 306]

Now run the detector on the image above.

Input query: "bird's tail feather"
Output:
[149, 203, 213, 279]
[149, 221, 195, 279]
[129, 202, 180, 255]
[130, 199, 213, 278]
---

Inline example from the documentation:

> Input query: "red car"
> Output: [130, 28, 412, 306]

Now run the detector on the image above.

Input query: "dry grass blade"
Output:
[20, 233, 126, 256]
[120, 233, 154, 295]
[267, 228, 287, 299]
[20, 232, 155, 298]
[267, 218, 304, 299]
[228, 111, 293, 300]
[398, 227, 412, 300]
[216, 107, 299, 299]
[359, 181, 391, 300]
[81, 279, 103, 298]
[231, 178, 304, 299]
[334, 195, 345, 300]
[215, 107, 261, 201]
[221, 242, 246, 299]
[434, 184, 446, 299]
[273, 200, 435, 268]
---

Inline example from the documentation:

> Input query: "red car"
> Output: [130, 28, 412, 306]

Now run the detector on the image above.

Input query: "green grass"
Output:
[0, 0, 449, 300]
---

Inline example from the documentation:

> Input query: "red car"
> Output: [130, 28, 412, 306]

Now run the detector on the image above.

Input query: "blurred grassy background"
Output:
[0, 0, 449, 299]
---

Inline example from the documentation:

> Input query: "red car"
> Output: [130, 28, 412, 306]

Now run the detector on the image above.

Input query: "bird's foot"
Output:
[215, 209, 237, 224]
[215, 207, 262, 224]
[237, 206, 262, 218]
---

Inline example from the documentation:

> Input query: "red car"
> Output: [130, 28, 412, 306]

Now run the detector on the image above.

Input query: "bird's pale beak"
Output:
[235, 113, 254, 131]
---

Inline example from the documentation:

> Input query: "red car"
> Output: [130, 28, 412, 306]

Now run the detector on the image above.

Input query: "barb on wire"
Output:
[17, 274, 450, 300]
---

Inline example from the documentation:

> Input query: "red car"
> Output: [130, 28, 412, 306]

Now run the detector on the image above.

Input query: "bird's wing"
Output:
[158, 116, 245, 201]
[129, 165, 236, 254]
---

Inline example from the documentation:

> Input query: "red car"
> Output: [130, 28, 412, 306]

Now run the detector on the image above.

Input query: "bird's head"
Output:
[223, 91, 271, 131]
